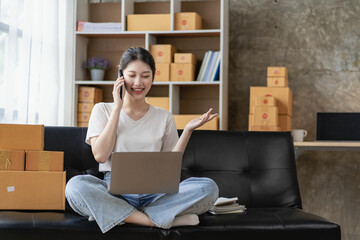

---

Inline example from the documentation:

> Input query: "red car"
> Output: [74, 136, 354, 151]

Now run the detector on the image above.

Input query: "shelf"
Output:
[75, 80, 220, 86]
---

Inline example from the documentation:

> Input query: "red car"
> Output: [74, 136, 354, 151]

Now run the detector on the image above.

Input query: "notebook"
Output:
[108, 152, 183, 194]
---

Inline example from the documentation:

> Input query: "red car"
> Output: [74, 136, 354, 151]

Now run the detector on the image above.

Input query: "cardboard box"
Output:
[279, 114, 292, 131]
[175, 12, 202, 30]
[150, 44, 177, 63]
[248, 114, 292, 131]
[171, 63, 195, 81]
[77, 122, 88, 127]
[146, 97, 169, 111]
[255, 96, 276, 107]
[78, 103, 95, 113]
[267, 67, 288, 78]
[26, 151, 64, 171]
[78, 86, 103, 103]
[78, 112, 91, 123]
[174, 53, 197, 64]
[253, 106, 279, 126]
[154, 63, 170, 82]
[174, 114, 218, 130]
[0, 171, 66, 210]
[127, 14, 170, 31]
[0, 149, 25, 171]
[248, 125, 281, 131]
[250, 87, 292, 116]
[0, 124, 44, 151]
[267, 77, 288, 87]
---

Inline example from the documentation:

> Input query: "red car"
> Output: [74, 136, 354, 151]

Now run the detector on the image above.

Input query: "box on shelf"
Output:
[127, 14, 170, 31]
[248, 114, 292, 131]
[171, 63, 195, 82]
[146, 97, 169, 111]
[267, 67, 288, 78]
[154, 63, 170, 82]
[150, 44, 177, 63]
[174, 53, 197, 64]
[175, 12, 202, 30]
[78, 103, 95, 113]
[255, 96, 276, 107]
[267, 77, 288, 87]
[248, 125, 281, 131]
[253, 106, 279, 126]
[25, 151, 64, 172]
[0, 171, 66, 210]
[174, 114, 218, 130]
[78, 112, 91, 123]
[250, 87, 292, 116]
[77, 122, 88, 128]
[0, 124, 44, 151]
[78, 86, 103, 103]
[279, 114, 292, 131]
[0, 150, 25, 171]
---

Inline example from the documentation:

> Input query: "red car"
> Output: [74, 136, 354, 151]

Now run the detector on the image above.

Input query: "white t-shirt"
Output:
[85, 102, 179, 172]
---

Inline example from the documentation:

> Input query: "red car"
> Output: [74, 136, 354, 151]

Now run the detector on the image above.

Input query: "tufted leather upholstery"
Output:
[0, 127, 340, 240]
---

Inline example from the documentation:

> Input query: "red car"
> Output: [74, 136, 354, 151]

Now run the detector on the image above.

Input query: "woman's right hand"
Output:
[113, 76, 125, 109]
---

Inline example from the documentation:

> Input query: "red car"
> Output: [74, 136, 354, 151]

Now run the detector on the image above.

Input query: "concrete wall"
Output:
[228, 1, 360, 239]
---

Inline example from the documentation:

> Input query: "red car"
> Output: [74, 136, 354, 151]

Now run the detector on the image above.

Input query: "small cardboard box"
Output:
[267, 77, 288, 87]
[0, 171, 66, 210]
[146, 97, 169, 111]
[78, 103, 95, 113]
[127, 14, 170, 31]
[248, 114, 292, 131]
[255, 96, 276, 107]
[279, 114, 292, 131]
[175, 12, 202, 30]
[78, 86, 103, 103]
[150, 44, 177, 63]
[174, 53, 197, 64]
[171, 63, 195, 81]
[26, 151, 64, 172]
[154, 63, 170, 82]
[248, 124, 281, 131]
[77, 122, 88, 127]
[78, 112, 91, 123]
[0, 124, 44, 151]
[250, 87, 292, 116]
[174, 114, 218, 130]
[253, 106, 279, 126]
[0, 149, 25, 171]
[267, 67, 288, 78]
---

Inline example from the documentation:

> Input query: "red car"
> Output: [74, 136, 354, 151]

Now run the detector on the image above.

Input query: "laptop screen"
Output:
[317, 112, 360, 141]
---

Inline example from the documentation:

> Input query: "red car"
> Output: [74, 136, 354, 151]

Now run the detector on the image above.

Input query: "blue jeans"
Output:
[65, 173, 219, 233]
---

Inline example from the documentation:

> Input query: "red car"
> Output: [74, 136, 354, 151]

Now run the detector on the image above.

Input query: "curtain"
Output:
[0, 0, 74, 125]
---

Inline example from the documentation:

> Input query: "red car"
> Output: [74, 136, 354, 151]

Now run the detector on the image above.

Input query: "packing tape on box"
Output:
[0, 150, 11, 170]
[38, 151, 51, 171]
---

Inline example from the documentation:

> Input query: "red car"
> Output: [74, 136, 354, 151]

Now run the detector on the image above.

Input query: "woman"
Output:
[65, 47, 219, 234]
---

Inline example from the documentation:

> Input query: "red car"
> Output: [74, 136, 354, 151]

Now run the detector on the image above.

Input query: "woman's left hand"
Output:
[184, 108, 218, 132]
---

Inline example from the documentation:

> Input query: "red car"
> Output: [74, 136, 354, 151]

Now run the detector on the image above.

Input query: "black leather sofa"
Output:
[0, 127, 340, 240]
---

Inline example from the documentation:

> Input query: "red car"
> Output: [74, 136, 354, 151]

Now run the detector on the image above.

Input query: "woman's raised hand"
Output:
[184, 108, 218, 132]
[112, 76, 125, 108]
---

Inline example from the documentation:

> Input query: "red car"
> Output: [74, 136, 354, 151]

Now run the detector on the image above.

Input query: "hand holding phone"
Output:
[118, 69, 123, 99]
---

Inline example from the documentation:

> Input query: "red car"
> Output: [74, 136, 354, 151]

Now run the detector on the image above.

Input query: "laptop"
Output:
[108, 152, 183, 194]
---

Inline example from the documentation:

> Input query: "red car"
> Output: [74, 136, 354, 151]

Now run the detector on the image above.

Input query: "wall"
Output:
[228, 1, 360, 240]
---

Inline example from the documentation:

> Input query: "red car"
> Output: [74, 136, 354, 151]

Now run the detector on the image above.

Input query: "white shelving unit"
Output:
[73, 0, 228, 130]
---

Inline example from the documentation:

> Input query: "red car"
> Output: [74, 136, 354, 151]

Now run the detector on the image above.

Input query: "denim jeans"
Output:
[65, 173, 219, 233]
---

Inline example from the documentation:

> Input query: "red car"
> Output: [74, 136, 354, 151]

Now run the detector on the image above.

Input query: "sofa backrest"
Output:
[44, 127, 302, 209]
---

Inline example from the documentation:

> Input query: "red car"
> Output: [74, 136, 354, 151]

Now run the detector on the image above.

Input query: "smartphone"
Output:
[118, 69, 123, 99]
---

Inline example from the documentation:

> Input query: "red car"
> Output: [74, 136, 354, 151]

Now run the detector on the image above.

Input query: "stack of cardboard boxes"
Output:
[77, 86, 103, 127]
[249, 67, 292, 131]
[0, 124, 65, 210]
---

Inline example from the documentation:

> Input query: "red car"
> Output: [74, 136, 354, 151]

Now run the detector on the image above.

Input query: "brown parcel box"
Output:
[267, 67, 288, 78]
[250, 87, 293, 116]
[255, 96, 276, 107]
[267, 77, 289, 87]
[78, 103, 95, 113]
[26, 151, 64, 171]
[174, 53, 197, 64]
[78, 86, 103, 103]
[253, 106, 279, 126]
[146, 97, 169, 111]
[0, 149, 25, 171]
[127, 14, 170, 31]
[171, 63, 196, 81]
[150, 44, 177, 63]
[77, 122, 88, 127]
[78, 112, 91, 123]
[175, 12, 202, 30]
[174, 114, 218, 130]
[249, 114, 292, 131]
[0, 171, 66, 210]
[154, 63, 170, 82]
[248, 124, 281, 131]
[0, 124, 44, 151]
[278, 114, 292, 131]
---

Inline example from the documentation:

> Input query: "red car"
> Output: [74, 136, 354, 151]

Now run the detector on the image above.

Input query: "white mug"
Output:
[291, 129, 307, 142]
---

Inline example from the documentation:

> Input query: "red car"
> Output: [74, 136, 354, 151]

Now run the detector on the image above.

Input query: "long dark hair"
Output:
[119, 47, 156, 80]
